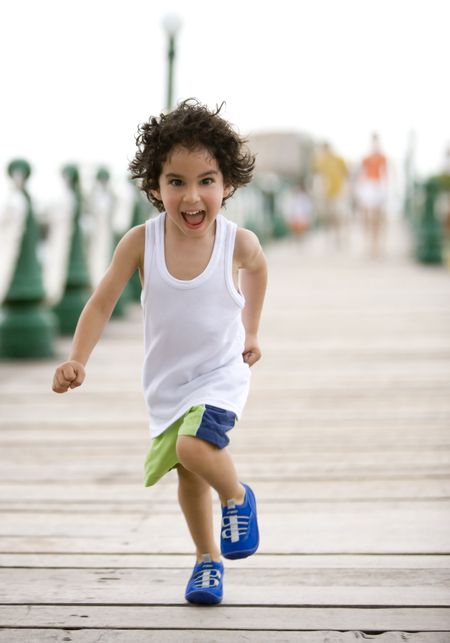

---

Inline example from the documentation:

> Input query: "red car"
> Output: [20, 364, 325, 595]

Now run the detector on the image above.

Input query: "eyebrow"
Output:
[165, 170, 219, 179]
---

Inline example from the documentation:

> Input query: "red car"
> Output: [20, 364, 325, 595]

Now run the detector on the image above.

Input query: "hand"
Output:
[243, 335, 261, 367]
[52, 360, 85, 393]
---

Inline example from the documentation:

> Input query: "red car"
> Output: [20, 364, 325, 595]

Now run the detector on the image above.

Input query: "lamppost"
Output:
[162, 14, 182, 112]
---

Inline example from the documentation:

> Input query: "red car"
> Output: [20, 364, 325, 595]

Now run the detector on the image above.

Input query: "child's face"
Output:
[152, 145, 231, 237]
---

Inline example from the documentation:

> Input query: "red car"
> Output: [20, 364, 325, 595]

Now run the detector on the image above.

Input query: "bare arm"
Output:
[52, 225, 144, 393]
[235, 228, 268, 366]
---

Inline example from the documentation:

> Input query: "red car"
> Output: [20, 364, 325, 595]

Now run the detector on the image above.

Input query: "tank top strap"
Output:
[141, 214, 159, 305]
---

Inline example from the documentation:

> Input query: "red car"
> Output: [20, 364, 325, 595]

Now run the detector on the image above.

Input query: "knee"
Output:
[176, 435, 215, 471]
[177, 463, 207, 491]
[176, 435, 199, 469]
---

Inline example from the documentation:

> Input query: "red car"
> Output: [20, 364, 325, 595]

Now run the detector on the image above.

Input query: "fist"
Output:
[243, 336, 262, 367]
[52, 360, 85, 393]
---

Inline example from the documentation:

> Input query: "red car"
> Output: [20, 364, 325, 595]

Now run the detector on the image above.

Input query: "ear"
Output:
[150, 188, 161, 201]
[223, 184, 233, 198]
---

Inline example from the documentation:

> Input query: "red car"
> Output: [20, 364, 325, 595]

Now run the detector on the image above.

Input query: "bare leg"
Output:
[368, 207, 385, 257]
[176, 436, 245, 506]
[363, 207, 376, 256]
[177, 464, 221, 562]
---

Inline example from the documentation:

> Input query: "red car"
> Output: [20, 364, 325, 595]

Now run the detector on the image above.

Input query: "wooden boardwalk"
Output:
[1, 220, 450, 642]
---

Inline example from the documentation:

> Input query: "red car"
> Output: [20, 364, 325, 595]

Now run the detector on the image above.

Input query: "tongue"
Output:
[185, 212, 204, 225]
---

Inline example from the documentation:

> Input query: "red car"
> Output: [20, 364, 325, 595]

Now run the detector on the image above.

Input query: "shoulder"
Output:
[234, 226, 266, 270]
[114, 223, 146, 266]
[119, 223, 145, 247]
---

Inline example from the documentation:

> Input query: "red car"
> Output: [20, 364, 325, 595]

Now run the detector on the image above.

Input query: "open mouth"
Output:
[182, 210, 206, 228]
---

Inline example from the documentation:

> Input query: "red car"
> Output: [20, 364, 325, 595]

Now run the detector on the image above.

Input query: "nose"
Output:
[183, 183, 200, 205]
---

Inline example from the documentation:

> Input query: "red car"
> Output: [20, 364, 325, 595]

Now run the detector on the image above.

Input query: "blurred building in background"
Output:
[249, 131, 314, 181]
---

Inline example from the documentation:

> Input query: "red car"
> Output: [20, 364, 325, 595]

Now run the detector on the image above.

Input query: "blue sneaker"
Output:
[221, 483, 259, 559]
[185, 554, 224, 605]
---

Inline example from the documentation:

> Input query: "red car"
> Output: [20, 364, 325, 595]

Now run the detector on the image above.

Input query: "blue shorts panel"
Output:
[194, 404, 237, 448]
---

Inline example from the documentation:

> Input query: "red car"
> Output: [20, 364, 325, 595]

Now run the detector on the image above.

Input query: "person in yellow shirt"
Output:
[313, 142, 349, 247]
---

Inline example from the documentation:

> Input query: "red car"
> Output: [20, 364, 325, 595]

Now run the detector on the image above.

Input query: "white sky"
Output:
[0, 0, 449, 200]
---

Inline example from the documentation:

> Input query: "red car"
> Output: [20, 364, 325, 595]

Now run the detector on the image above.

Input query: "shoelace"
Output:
[221, 498, 250, 543]
[192, 558, 222, 589]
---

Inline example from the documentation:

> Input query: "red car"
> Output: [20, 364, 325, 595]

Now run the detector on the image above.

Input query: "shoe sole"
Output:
[222, 543, 259, 560]
[185, 590, 222, 605]
[221, 484, 259, 560]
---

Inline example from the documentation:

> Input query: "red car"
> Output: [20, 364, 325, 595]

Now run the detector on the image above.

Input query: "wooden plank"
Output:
[2, 419, 449, 436]
[3, 417, 450, 433]
[1, 630, 448, 643]
[1, 477, 449, 502]
[0, 553, 448, 570]
[1, 516, 448, 554]
[0, 630, 447, 643]
[2, 427, 450, 445]
[1, 503, 449, 552]
[2, 389, 449, 413]
[3, 384, 450, 402]
[2, 443, 449, 462]
[0, 605, 448, 631]
[0, 460, 449, 482]
[0, 540, 449, 556]
[0, 567, 448, 606]
[2, 499, 450, 517]
[2, 496, 449, 513]
[3, 425, 450, 444]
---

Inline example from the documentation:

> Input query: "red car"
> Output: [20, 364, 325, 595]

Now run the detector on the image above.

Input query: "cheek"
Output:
[160, 190, 178, 207]
[209, 187, 228, 203]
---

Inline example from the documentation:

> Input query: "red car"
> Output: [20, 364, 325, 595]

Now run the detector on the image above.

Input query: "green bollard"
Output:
[415, 178, 442, 264]
[92, 166, 130, 318]
[0, 159, 57, 358]
[128, 180, 150, 301]
[53, 164, 92, 334]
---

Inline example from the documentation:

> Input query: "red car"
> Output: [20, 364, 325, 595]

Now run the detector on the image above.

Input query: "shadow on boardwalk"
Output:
[0, 218, 449, 642]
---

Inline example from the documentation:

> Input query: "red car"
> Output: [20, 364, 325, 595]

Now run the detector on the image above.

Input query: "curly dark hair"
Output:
[128, 99, 255, 211]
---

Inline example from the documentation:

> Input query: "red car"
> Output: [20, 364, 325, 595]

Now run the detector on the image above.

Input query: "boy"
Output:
[52, 99, 267, 605]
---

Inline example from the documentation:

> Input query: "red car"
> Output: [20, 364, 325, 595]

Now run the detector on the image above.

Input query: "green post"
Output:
[415, 178, 442, 264]
[0, 159, 57, 358]
[53, 164, 92, 334]
[162, 14, 182, 112]
[166, 34, 176, 112]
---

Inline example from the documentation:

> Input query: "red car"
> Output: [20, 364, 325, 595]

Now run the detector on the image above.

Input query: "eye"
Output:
[169, 179, 182, 187]
[201, 177, 214, 185]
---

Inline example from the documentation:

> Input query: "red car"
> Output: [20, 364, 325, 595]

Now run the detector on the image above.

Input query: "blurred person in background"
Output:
[313, 142, 349, 248]
[285, 178, 313, 240]
[356, 132, 388, 258]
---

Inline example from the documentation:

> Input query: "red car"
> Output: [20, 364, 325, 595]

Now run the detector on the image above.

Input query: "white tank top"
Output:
[141, 212, 251, 438]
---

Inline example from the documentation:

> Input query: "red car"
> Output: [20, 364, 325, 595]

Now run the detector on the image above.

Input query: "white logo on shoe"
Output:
[192, 566, 222, 589]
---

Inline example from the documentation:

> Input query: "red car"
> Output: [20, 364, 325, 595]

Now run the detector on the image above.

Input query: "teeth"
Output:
[183, 210, 203, 216]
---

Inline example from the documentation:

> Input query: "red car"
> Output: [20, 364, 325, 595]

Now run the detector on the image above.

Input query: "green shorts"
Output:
[144, 404, 237, 487]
